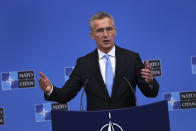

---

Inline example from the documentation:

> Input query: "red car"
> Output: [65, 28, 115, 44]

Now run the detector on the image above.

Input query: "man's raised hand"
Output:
[38, 72, 52, 93]
[141, 61, 153, 83]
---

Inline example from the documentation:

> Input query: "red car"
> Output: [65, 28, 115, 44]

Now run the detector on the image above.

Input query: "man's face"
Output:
[90, 17, 116, 53]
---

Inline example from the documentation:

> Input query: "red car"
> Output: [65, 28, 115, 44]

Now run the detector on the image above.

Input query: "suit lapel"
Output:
[111, 46, 125, 98]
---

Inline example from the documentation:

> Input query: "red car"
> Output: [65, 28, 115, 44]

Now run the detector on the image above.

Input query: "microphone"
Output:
[123, 76, 138, 106]
[80, 79, 88, 111]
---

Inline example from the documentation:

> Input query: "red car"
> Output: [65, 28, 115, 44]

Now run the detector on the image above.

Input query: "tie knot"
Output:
[105, 54, 110, 60]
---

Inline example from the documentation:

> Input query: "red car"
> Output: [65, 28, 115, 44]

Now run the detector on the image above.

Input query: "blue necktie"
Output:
[105, 54, 114, 97]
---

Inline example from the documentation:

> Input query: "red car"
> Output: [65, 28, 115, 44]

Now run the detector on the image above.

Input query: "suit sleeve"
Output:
[135, 54, 159, 97]
[44, 59, 83, 103]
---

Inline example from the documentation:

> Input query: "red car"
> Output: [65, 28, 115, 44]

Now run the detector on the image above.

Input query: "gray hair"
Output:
[89, 12, 115, 31]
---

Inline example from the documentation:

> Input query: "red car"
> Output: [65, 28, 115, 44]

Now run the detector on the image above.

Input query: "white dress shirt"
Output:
[98, 46, 116, 83]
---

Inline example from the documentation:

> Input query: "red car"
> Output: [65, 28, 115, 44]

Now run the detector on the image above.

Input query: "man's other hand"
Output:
[38, 72, 52, 93]
[141, 61, 153, 83]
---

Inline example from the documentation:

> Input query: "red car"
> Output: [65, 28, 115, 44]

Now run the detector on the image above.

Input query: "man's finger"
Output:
[39, 82, 48, 90]
[144, 63, 152, 71]
[39, 80, 45, 88]
[145, 61, 150, 68]
[142, 75, 153, 83]
[39, 83, 45, 89]
[142, 72, 153, 78]
[142, 75, 153, 79]
[38, 78, 43, 82]
[39, 72, 47, 79]
[141, 69, 153, 77]
[141, 68, 152, 73]
[39, 80, 45, 87]
[38, 78, 45, 84]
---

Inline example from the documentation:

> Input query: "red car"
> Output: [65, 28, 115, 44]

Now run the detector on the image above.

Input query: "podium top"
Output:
[51, 101, 170, 131]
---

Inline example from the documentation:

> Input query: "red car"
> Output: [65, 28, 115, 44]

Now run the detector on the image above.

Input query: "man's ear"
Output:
[90, 32, 95, 40]
[114, 26, 117, 36]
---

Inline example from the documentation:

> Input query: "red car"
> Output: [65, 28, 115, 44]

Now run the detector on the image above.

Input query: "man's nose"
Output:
[103, 29, 109, 37]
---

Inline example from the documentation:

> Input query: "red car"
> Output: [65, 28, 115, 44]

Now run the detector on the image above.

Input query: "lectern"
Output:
[51, 101, 170, 131]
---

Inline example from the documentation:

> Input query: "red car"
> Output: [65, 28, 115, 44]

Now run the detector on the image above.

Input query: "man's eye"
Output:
[106, 27, 113, 31]
[96, 29, 104, 32]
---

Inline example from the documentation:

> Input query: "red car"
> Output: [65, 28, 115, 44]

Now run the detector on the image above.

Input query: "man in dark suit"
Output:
[39, 12, 159, 111]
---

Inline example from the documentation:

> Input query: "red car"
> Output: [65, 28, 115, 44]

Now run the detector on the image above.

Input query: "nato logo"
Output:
[35, 103, 68, 122]
[1, 70, 35, 90]
[64, 67, 74, 81]
[145, 60, 162, 77]
[191, 56, 196, 74]
[100, 112, 123, 131]
[163, 92, 181, 111]
[0, 107, 4, 126]
[163, 91, 196, 111]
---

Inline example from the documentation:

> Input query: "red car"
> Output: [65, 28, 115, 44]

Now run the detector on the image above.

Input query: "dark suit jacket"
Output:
[45, 45, 159, 111]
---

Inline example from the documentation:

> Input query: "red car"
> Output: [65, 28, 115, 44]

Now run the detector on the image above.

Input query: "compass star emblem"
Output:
[100, 112, 123, 131]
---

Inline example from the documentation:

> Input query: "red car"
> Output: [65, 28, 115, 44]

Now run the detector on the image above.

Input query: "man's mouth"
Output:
[103, 40, 110, 44]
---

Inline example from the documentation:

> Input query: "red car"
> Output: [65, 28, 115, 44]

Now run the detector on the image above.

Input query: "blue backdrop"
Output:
[0, 0, 196, 131]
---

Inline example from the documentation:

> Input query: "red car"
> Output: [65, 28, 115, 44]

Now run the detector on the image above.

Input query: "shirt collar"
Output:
[98, 46, 116, 60]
